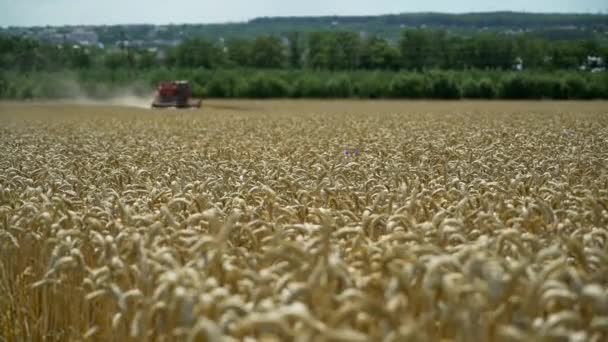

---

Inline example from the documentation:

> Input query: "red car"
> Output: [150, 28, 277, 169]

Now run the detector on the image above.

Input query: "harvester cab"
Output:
[151, 80, 202, 109]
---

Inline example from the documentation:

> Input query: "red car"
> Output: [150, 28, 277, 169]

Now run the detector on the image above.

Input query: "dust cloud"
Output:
[69, 94, 153, 109]
[51, 77, 155, 109]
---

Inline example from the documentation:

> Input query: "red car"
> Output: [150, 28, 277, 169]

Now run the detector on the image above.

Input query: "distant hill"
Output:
[250, 12, 608, 29]
[244, 12, 608, 41]
[2, 12, 607, 48]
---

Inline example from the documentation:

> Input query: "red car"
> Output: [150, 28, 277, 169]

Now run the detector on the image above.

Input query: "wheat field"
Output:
[1, 100, 608, 341]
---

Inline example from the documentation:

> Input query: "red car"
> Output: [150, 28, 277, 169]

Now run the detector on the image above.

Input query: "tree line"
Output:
[250, 12, 608, 30]
[2, 29, 607, 72]
[1, 30, 607, 100]
[2, 68, 607, 101]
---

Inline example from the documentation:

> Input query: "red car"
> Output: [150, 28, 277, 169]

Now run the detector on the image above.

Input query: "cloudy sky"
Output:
[1, 0, 606, 27]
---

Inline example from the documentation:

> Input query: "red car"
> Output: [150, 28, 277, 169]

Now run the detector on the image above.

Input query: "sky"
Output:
[1, 0, 607, 27]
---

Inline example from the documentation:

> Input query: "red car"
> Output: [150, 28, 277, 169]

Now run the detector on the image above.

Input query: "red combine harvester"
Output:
[151, 81, 202, 109]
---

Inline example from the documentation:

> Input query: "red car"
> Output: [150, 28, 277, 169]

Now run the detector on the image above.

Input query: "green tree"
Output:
[325, 75, 353, 97]
[137, 51, 157, 69]
[292, 75, 326, 97]
[69, 47, 92, 69]
[287, 32, 303, 69]
[429, 72, 461, 99]
[307, 32, 329, 69]
[305, 32, 361, 70]
[330, 32, 360, 70]
[550, 42, 584, 69]
[462, 78, 497, 98]
[359, 36, 400, 70]
[205, 73, 245, 97]
[174, 38, 224, 68]
[354, 73, 390, 98]
[399, 29, 432, 70]
[0, 73, 7, 98]
[243, 74, 289, 97]
[104, 52, 131, 70]
[389, 73, 429, 98]
[251, 35, 285, 68]
[226, 38, 253, 67]
[468, 34, 517, 70]
[514, 37, 547, 69]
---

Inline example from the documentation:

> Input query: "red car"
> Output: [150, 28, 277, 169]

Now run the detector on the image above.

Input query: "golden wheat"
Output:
[1, 100, 607, 341]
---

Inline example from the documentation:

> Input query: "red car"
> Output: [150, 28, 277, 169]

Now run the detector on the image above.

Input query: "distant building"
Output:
[66, 28, 98, 46]
[36, 28, 64, 44]
[580, 56, 605, 73]
[131, 40, 145, 48]
[114, 40, 129, 49]
[513, 57, 524, 71]
[504, 29, 524, 35]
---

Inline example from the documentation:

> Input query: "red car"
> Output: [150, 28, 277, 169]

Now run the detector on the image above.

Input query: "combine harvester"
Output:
[151, 81, 202, 109]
